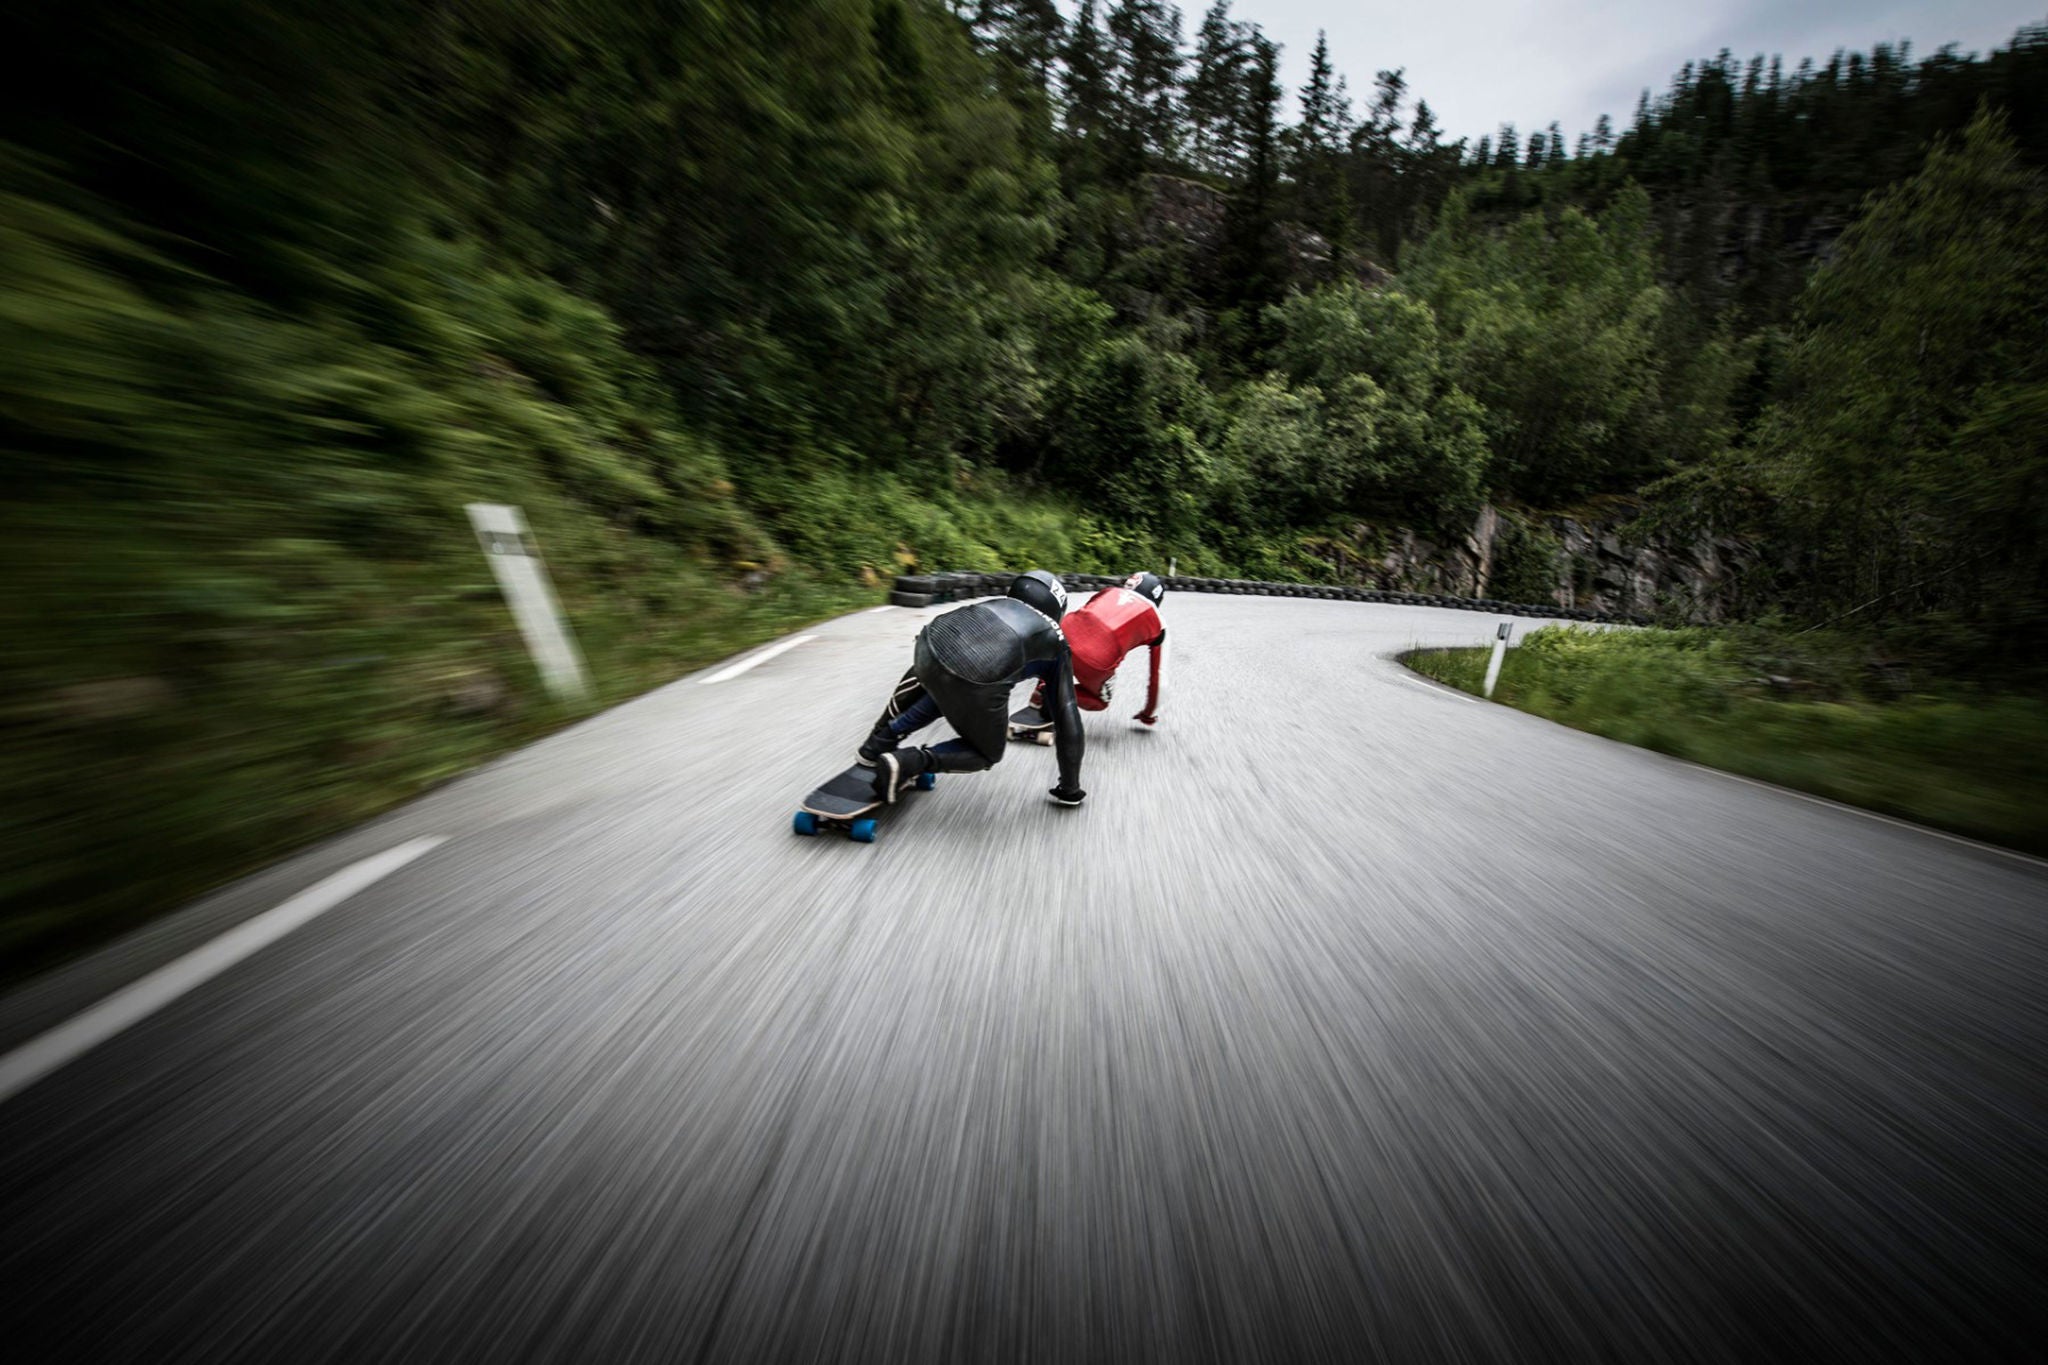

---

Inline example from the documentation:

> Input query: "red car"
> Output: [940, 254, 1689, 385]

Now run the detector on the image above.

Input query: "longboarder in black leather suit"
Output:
[857, 570, 1088, 806]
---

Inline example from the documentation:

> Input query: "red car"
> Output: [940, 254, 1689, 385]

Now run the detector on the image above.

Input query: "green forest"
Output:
[4, 1, 2047, 961]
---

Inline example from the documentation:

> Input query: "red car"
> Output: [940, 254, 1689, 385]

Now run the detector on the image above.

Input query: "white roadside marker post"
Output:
[465, 503, 590, 701]
[1169, 556, 1177, 576]
[1483, 620, 1513, 699]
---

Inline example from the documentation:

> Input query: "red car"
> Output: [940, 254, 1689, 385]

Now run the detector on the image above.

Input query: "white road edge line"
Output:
[0, 836, 446, 1104]
[697, 634, 816, 685]
[1393, 657, 2043, 869]
[1680, 762, 2048, 869]
[865, 605, 896, 614]
[1392, 671, 1482, 704]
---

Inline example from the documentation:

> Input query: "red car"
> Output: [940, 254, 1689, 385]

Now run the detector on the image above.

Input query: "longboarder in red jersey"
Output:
[1009, 571, 1167, 741]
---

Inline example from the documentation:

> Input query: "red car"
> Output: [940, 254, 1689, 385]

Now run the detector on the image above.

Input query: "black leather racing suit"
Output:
[870, 597, 1084, 789]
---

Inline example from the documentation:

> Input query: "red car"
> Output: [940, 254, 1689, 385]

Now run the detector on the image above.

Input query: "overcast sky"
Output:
[1059, 2, 2046, 146]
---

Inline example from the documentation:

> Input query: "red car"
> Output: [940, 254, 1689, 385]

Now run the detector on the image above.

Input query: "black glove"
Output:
[1048, 785, 1087, 807]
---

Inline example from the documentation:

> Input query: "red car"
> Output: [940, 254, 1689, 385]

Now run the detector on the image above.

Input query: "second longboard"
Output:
[1007, 705, 1054, 745]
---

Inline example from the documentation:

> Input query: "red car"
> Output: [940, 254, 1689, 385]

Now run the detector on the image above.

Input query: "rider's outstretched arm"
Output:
[1048, 654, 1086, 803]
[1136, 628, 1166, 724]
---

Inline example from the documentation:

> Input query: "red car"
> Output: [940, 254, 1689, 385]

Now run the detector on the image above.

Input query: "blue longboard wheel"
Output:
[793, 811, 819, 836]
[915, 772, 937, 791]
[849, 817, 879, 843]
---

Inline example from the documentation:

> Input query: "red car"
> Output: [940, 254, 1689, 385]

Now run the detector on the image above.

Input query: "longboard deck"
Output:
[794, 763, 935, 841]
[801, 764, 886, 819]
[1007, 705, 1053, 744]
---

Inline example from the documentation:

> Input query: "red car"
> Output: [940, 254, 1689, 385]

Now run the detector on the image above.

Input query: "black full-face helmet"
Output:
[1124, 571, 1166, 607]
[1007, 568, 1069, 620]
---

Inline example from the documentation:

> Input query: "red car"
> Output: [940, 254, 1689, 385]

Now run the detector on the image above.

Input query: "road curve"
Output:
[2, 596, 2042, 1362]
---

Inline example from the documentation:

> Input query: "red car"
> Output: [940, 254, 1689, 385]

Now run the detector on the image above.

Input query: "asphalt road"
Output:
[2, 597, 2042, 1362]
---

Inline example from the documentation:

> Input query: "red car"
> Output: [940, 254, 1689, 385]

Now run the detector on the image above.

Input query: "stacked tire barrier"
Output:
[887, 572, 1008, 609]
[890, 571, 1648, 625]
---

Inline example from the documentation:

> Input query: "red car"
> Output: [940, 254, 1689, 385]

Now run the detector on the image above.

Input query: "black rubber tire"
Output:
[889, 590, 934, 608]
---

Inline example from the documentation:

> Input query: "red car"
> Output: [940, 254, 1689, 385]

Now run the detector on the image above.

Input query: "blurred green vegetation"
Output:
[1408, 628, 2048, 854]
[0, 178, 880, 972]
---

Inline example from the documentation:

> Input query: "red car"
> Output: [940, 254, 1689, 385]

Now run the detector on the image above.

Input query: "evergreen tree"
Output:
[1061, 0, 1113, 147]
[961, 2, 1064, 86]
[1349, 68, 1408, 261]
[1215, 27, 1286, 352]
[1105, 0, 1186, 171]
[1407, 100, 1440, 153]
[1592, 112, 1614, 152]
[1184, 1, 1252, 175]
[1292, 30, 1354, 272]
[1524, 129, 1546, 167]
[1546, 121, 1567, 165]
[1294, 31, 1352, 154]
[1362, 68, 1407, 155]
[1403, 100, 1456, 237]
[956, 0, 1065, 144]
[1493, 123, 1519, 168]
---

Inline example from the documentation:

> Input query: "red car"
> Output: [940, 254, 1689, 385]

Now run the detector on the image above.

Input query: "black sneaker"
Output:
[875, 750, 903, 801]
[877, 747, 928, 803]
[856, 727, 898, 768]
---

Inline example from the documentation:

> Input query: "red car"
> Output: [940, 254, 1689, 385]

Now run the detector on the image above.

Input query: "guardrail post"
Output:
[1482, 620, 1512, 698]
[465, 503, 590, 701]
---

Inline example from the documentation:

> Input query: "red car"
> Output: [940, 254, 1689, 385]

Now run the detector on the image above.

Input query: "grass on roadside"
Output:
[1405, 626, 2048, 856]
[0, 537, 877, 986]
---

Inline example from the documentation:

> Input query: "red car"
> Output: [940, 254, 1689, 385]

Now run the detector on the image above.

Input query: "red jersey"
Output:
[1062, 587, 1164, 713]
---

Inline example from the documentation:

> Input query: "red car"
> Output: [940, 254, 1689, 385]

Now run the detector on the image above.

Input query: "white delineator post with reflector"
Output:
[1483, 620, 1513, 698]
[465, 503, 590, 701]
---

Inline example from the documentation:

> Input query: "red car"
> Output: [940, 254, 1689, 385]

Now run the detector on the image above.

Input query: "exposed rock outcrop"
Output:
[1308, 503, 1759, 621]
[1139, 174, 1390, 287]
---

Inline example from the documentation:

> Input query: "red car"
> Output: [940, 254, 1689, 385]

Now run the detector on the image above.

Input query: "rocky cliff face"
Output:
[1140, 174, 1391, 287]
[1307, 504, 1758, 622]
[1540, 512, 1758, 621]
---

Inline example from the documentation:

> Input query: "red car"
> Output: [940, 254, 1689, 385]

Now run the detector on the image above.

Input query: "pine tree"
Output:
[1472, 134, 1492, 168]
[956, 1, 1065, 138]
[1292, 30, 1354, 275]
[1294, 31, 1351, 156]
[1525, 129, 1546, 167]
[1217, 26, 1286, 346]
[963, 2, 1065, 86]
[1406, 100, 1440, 157]
[1592, 112, 1614, 152]
[1184, 2, 1249, 174]
[1361, 67, 1407, 158]
[1105, 0, 1185, 171]
[1546, 121, 1567, 166]
[1402, 99, 1454, 240]
[1061, 0, 1113, 146]
[1345, 67, 1407, 261]
[1493, 123, 1519, 169]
